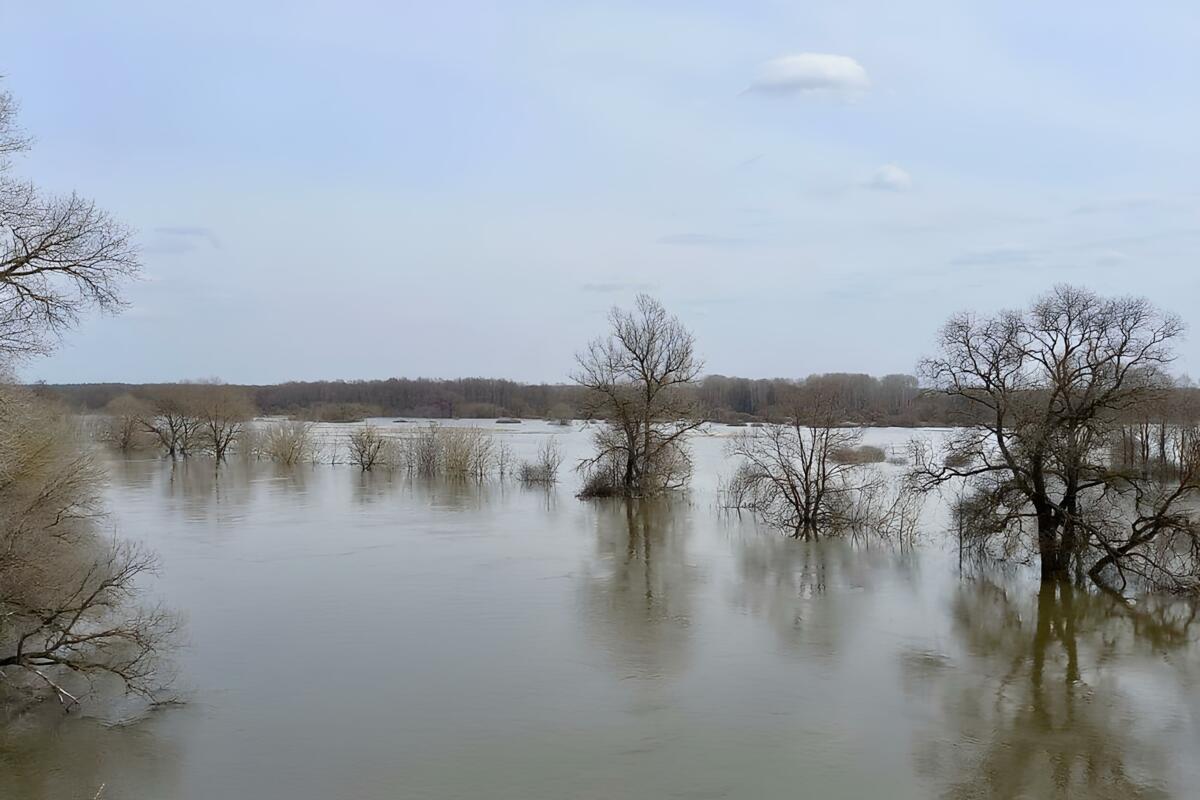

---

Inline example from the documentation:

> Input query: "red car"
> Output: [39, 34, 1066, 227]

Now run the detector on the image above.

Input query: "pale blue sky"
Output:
[5, 1, 1199, 383]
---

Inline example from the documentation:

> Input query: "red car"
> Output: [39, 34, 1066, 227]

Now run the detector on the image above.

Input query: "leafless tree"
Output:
[1, 85, 139, 360]
[346, 424, 393, 472]
[0, 384, 176, 706]
[139, 389, 201, 458]
[725, 389, 883, 539]
[0, 84, 169, 708]
[100, 393, 153, 452]
[573, 294, 704, 497]
[194, 384, 256, 462]
[915, 285, 1200, 591]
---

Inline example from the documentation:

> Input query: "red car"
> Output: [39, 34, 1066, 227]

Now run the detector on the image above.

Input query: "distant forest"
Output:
[41, 372, 1200, 428]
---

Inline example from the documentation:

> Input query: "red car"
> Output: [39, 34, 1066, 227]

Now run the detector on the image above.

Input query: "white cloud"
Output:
[865, 164, 912, 191]
[749, 53, 869, 96]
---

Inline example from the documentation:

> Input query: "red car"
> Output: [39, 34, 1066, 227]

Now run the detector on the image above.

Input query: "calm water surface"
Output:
[2, 422, 1199, 799]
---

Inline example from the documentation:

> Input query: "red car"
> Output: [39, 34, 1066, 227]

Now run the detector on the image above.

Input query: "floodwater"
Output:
[2, 421, 1199, 799]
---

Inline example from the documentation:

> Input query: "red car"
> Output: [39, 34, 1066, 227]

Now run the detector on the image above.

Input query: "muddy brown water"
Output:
[2, 422, 1198, 799]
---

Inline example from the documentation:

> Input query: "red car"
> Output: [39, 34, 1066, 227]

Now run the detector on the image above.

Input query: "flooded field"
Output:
[2, 421, 1198, 799]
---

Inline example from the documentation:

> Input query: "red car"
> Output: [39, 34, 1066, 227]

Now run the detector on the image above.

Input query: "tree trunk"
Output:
[1035, 503, 1067, 580]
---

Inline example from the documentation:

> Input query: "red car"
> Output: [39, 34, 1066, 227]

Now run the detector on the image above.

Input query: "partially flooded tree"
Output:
[194, 384, 255, 462]
[346, 424, 393, 472]
[101, 393, 153, 452]
[139, 389, 201, 458]
[1, 86, 138, 360]
[574, 295, 704, 497]
[725, 389, 886, 539]
[915, 285, 1200, 591]
[0, 384, 175, 707]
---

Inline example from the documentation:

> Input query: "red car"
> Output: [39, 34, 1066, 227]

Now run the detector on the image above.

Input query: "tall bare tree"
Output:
[915, 285, 1200, 590]
[574, 294, 704, 497]
[1, 86, 138, 360]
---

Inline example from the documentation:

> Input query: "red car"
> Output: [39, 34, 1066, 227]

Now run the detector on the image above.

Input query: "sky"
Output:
[4, 1, 1200, 384]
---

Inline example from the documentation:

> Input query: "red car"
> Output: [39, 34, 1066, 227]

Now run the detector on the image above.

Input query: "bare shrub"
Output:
[400, 423, 442, 476]
[577, 459, 624, 499]
[440, 427, 494, 479]
[260, 420, 316, 466]
[519, 438, 563, 484]
[496, 441, 515, 478]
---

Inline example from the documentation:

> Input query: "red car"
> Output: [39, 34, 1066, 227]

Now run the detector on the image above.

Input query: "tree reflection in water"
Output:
[911, 578, 1198, 799]
[579, 499, 701, 682]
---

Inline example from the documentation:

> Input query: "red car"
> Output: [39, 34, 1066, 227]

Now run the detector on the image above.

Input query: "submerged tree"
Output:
[139, 387, 202, 459]
[726, 392, 875, 539]
[574, 294, 704, 497]
[725, 387, 917, 541]
[916, 285, 1200, 591]
[194, 384, 256, 462]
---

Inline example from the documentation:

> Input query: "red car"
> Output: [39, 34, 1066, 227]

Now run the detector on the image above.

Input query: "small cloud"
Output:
[581, 281, 658, 293]
[864, 164, 912, 192]
[748, 53, 869, 97]
[658, 233, 749, 247]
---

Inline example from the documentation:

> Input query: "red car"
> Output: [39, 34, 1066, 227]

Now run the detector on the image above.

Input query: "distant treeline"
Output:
[39, 373, 1200, 428]
[43, 373, 947, 425]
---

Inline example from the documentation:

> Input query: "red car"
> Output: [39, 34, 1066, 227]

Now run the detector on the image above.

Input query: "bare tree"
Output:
[1, 86, 139, 360]
[0, 385, 175, 706]
[139, 388, 201, 458]
[573, 294, 704, 497]
[915, 285, 1200, 590]
[725, 389, 882, 539]
[194, 384, 256, 462]
[101, 393, 152, 452]
[346, 424, 393, 472]
[0, 84, 169, 708]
